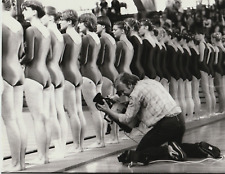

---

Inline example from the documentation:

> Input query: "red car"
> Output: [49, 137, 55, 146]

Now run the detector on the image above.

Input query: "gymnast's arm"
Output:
[115, 41, 123, 67]
[199, 42, 205, 62]
[97, 37, 106, 66]
[80, 36, 89, 65]
[18, 30, 25, 60]
[20, 28, 35, 65]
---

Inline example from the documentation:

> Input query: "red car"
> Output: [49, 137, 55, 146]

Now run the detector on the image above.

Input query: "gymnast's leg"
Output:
[82, 77, 105, 148]
[64, 80, 82, 152]
[2, 81, 21, 171]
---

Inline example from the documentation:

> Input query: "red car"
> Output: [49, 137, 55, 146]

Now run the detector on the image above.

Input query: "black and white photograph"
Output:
[1, 0, 225, 173]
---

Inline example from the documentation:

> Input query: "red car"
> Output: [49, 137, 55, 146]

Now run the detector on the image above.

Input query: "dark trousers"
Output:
[136, 113, 207, 160]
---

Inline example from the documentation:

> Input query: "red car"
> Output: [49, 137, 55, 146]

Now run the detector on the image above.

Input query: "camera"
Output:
[93, 93, 133, 133]
[93, 93, 115, 108]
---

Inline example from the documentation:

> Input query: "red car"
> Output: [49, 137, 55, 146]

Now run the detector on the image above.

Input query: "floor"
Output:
[66, 119, 225, 173]
[1, 106, 225, 173]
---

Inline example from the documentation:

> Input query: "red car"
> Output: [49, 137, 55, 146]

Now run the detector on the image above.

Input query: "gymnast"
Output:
[21, 0, 51, 164]
[113, 21, 134, 74]
[41, 6, 68, 157]
[138, 19, 157, 80]
[96, 15, 120, 143]
[181, 33, 195, 121]
[164, 29, 180, 106]
[188, 35, 202, 118]
[78, 13, 105, 148]
[2, 0, 27, 171]
[213, 32, 225, 113]
[195, 28, 212, 116]
[207, 36, 217, 115]
[125, 18, 145, 80]
[60, 9, 87, 152]
[157, 27, 171, 91]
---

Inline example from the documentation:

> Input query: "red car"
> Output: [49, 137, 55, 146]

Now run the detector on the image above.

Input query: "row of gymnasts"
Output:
[2, 0, 225, 172]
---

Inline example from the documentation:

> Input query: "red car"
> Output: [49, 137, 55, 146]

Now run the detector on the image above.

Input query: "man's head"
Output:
[114, 73, 139, 96]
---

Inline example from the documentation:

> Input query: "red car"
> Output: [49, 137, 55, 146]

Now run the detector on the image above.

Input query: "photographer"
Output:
[96, 73, 221, 165]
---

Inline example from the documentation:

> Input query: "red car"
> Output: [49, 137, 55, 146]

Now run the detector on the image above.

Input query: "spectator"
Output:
[111, 0, 121, 15]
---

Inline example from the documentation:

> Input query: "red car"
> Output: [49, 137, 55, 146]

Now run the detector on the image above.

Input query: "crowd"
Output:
[1, 0, 224, 171]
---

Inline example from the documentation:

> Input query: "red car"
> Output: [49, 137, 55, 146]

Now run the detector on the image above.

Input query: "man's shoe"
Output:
[117, 150, 132, 164]
[198, 141, 221, 158]
[168, 141, 186, 161]
[117, 150, 149, 165]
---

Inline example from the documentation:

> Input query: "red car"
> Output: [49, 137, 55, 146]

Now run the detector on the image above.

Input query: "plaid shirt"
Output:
[119, 79, 182, 127]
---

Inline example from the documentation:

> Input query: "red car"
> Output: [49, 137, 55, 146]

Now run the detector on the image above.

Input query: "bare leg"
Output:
[14, 85, 27, 170]
[169, 77, 179, 106]
[178, 79, 187, 118]
[82, 77, 105, 148]
[75, 85, 87, 151]
[49, 85, 63, 159]
[160, 78, 169, 92]
[102, 77, 119, 144]
[200, 71, 212, 116]
[64, 80, 82, 152]
[43, 85, 51, 163]
[55, 85, 68, 155]
[185, 80, 194, 122]
[2, 81, 21, 171]
[24, 79, 48, 164]
[209, 77, 216, 115]
[192, 76, 201, 119]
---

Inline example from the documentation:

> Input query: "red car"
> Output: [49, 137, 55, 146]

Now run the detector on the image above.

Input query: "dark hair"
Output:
[97, 16, 112, 34]
[114, 73, 139, 87]
[114, 21, 130, 36]
[173, 30, 182, 41]
[153, 28, 159, 36]
[165, 28, 174, 39]
[140, 18, 154, 31]
[21, 0, 45, 18]
[124, 18, 140, 32]
[61, 9, 78, 26]
[79, 13, 97, 32]
[45, 6, 61, 22]
[182, 33, 192, 42]
[211, 32, 222, 41]
[2, 0, 11, 11]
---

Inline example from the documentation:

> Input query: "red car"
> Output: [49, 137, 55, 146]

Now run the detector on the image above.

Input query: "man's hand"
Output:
[96, 99, 111, 113]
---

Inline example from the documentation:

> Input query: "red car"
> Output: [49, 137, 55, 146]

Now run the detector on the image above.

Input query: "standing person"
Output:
[97, 15, 119, 144]
[138, 19, 157, 80]
[125, 18, 145, 80]
[21, 0, 51, 164]
[97, 72, 221, 165]
[113, 21, 134, 74]
[100, 0, 108, 16]
[157, 27, 171, 91]
[188, 35, 202, 119]
[213, 32, 225, 113]
[207, 38, 217, 115]
[181, 34, 194, 121]
[165, 29, 180, 106]
[173, 31, 187, 116]
[41, 6, 68, 158]
[111, 0, 121, 16]
[153, 28, 164, 82]
[60, 9, 86, 152]
[78, 13, 105, 148]
[2, 0, 27, 171]
[195, 29, 212, 117]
